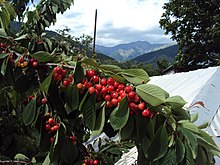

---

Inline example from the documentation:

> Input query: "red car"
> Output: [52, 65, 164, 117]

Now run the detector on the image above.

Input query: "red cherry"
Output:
[92, 75, 99, 83]
[133, 95, 140, 103]
[129, 102, 136, 109]
[41, 98, 47, 104]
[30, 58, 35, 64]
[128, 91, 135, 99]
[106, 101, 113, 108]
[32, 61, 38, 67]
[50, 137, 55, 143]
[125, 86, 132, 93]
[117, 96, 122, 102]
[107, 85, 115, 92]
[142, 109, 151, 117]
[89, 160, 93, 165]
[100, 78, 107, 86]
[51, 125, 59, 132]
[70, 135, 77, 141]
[57, 74, 62, 81]
[118, 84, 125, 90]
[93, 160, 99, 165]
[111, 98, 118, 106]
[87, 70, 96, 78]
[95, 84, 102, 91]
[101, 87, 108, 94]
[63, 79, 70, 87]
[45, 124, 51, 131]
[137, 102, 145, 111]
[114, 82, 120, 88]
[77, 83, 84, 89]
[120, 92, 127, 98]
[84, 81, 92, 88]
[104, 95, 111, 101]
[62, 69, 67, 76]
[107, 77, 114, 85]
[48, 118, 54, 125]
[111, 92, 118, 98]
[88, 87, 95, 94]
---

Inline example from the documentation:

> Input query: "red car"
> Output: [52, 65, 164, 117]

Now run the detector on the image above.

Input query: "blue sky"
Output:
[37, 0, 172, 46]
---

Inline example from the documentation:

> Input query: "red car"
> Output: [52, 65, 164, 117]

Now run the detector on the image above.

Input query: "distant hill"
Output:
[131, 44, 178, 64]
[96, 41, 166, 62]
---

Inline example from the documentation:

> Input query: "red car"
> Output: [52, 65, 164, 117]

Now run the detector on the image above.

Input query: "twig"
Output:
[0, 160, 31, 164]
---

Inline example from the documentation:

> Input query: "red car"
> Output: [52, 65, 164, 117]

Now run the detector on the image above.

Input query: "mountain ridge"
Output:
[95, 41, 167, 62]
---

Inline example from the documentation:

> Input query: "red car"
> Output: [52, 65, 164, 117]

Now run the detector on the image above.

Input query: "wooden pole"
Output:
[92, 9, 97, 57]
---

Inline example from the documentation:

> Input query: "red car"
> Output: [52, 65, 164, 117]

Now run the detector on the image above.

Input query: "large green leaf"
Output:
[99, 64, 123, 73]
[81, 57, 100, 68]
[146, 125, 168, 162]
[184, 142, 195, 165]
[119, 115, 134, 140]
[196, 130, 220, 153]
[74, 61, 85, 84]
[120, 69, 150, 85]
[136, 84, 168, 106]
[30, 51, 60, 62]
[64, 84, 79, 113]
[92, 105, 105, 136]
[23, 98, 37, 125]
[179, 127, 198, 159]
[82, 94, 96, 130]
[109, 96, 129, 130]
[165, 96, 187, 109]
[159, 149, 177, 165]
[176, 138, 185, 163]
[40, 71, 53, 94]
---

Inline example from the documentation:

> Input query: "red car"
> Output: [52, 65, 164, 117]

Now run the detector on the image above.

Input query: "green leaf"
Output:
[0, 53, 8, 59]
[1, 58, 8, 75]
[190, 113, 198, 123]
[179, 127, 198, 159]
[91, 105, 105, 136]
[23, 98, 37, 125]
[180, 120, 199, 134]
[14, 34, 28, 41]
[136, 84, 168, 106]
[146, 125, 168, 162]
[82, 94, 96, 130]
[60, 138, 78, 164]
[198, 122, 209, 129]
[99, 64, 123, 73]
[165, 96, 187, 109]
[176, 138, 185, 163]
[109, 96, 129, 130]
[120, 69, 150, 85]
[64, 84, 79, 113]
[142, 136, 151, 159]
[74, 61, 85, 84]
[81, 57, 100, 68]
[119, 115, 134, 140]
[184, 141, 195, 165]
[196, 130, 220, 153]
[40, 71, 53, 94]
[30, 51, 60, 62]
[14, 153, 29, 160]
[159, 149, 177, 165]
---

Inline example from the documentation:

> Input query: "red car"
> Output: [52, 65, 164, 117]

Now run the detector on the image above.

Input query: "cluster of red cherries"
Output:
[76, 69, 153, 118]
[52, 66, 73, 87]
[45, 117, 60, 142]
[82, 158, 99, 165]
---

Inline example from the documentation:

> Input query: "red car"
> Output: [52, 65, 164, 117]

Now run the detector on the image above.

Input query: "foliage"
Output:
[0, 0, 219, 165]
[160, 0, 220, 68]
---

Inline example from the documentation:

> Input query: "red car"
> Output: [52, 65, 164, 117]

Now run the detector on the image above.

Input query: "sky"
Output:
[47, 0, 172, 47]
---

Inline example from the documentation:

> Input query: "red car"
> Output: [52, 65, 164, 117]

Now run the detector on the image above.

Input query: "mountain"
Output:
[130, 44, 178, 64]
[95, 41, 166, 62]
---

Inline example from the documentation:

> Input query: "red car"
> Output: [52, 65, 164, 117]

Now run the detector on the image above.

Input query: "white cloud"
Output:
[48, 0, 171, 46]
